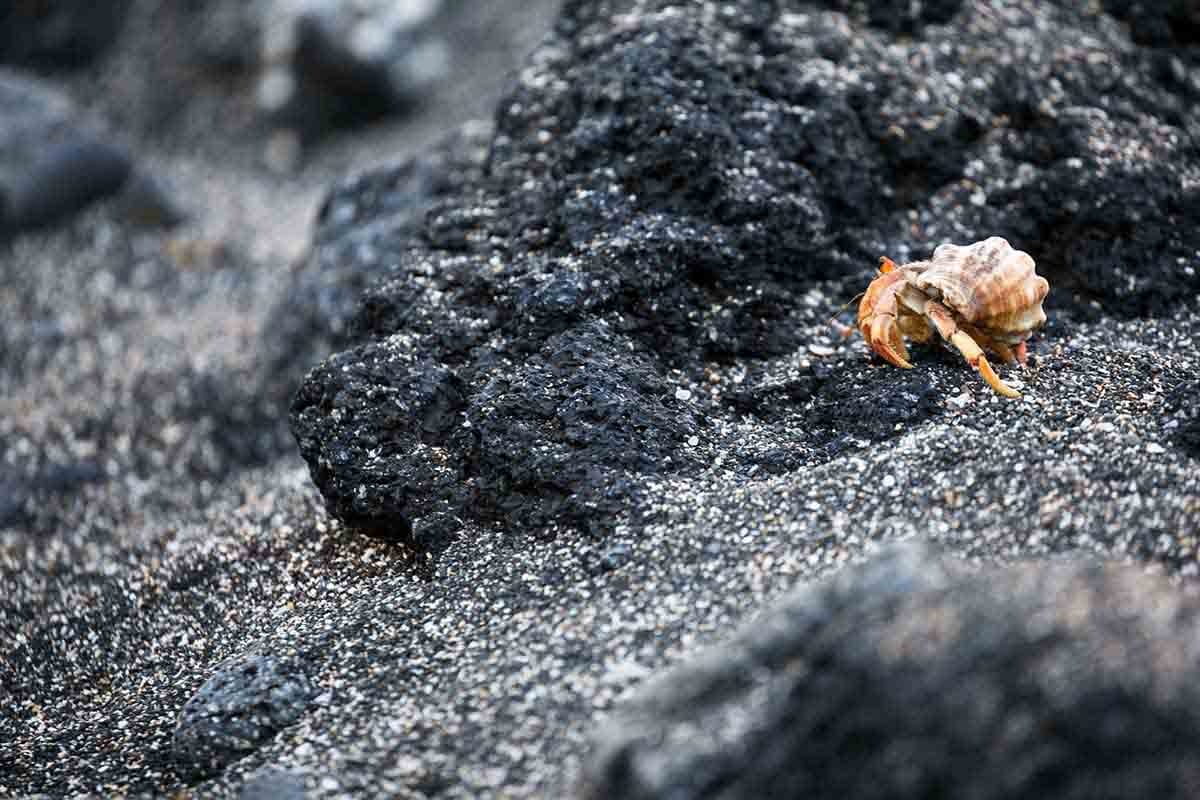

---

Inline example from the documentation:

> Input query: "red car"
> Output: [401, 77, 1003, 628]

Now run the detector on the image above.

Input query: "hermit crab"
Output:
[855, 237, 1049, 398]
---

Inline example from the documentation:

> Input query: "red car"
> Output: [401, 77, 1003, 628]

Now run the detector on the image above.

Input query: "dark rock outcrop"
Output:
[581, 542, 1200, 800]
[265, 122, 493, 403]
[290, 0, 1200, 544]
[3, 138, 132, 233]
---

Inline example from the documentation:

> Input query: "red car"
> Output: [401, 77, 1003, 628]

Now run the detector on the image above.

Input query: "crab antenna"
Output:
[826, 291, 867, 334]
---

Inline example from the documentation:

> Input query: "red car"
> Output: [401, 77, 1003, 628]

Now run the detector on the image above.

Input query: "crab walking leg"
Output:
[925, 302, 1021, 398]
[989, 342, 1017, 364]
[857, 268, 913, 368]
[966, 330, 1017, 365]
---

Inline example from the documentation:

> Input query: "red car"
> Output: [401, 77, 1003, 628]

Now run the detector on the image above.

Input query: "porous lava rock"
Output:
[290, 0, 1200, 544]
[580, 541, 1200, 800]
[265, 122, 493, 400]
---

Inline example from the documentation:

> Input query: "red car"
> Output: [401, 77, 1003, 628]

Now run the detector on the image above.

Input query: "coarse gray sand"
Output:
[5, 294, 1198, 797]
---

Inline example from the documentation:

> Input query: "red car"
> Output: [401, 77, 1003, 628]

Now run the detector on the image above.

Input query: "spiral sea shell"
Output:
[912, 237, 1049, 336]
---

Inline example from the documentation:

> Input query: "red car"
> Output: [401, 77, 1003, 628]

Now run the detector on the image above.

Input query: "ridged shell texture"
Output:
[913, 237, 1049, 331]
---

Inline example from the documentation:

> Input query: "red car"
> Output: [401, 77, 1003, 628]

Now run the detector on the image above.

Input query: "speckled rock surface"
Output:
[263, 121, 494, 408]
[175, 651, 317, 777]
[1, 1, 1199, 798]
[581, 541, 1200, 799]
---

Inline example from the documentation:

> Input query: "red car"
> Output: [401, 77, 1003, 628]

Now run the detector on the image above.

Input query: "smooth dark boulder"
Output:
[581, 542, 1200, 800]
[0, 0, 132, 70]
[174, 652, 316, 778]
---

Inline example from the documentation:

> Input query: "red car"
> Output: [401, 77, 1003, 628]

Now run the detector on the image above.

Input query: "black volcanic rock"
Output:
[0, 0, 132, 70]
[1099, 0, 1200, 48]
[581, 542, 1200, 800]
[0, 72, 131, 236]
[3, 138, 132, 233]
[290, 0, 1200, 544]
[174, 651, 316, 778]
[265, 122, 493, 399]
[0, 70, 183, 238]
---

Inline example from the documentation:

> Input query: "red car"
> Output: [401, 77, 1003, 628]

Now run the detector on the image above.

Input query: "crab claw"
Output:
[857, 264, 913, 368]
[864, 313, 913, 369]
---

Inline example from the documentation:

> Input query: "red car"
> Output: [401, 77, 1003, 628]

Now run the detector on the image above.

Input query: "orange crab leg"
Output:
[973, 353, 1019, 398]
[926, 302, 1020, 398]
[959, 324, 1019, 365]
